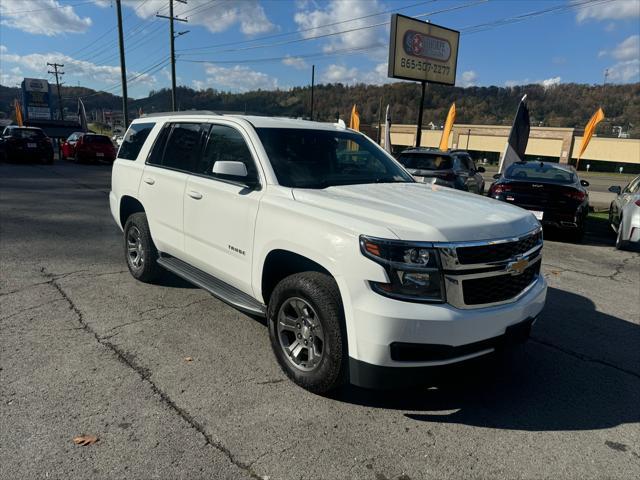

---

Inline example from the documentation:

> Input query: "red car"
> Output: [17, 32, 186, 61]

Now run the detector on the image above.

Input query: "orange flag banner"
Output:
[439, 102, 456, 150]
[14, 99, 23, 127]
[577, 107, 605, 160]
[349, 104, 360, 131]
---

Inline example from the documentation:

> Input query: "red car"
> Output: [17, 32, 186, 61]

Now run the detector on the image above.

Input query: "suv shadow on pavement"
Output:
[334, 286, 640, 432]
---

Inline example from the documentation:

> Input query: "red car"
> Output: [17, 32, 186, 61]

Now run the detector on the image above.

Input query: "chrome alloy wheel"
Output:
[276, 297, 325, 372]
[126, 226, 144, 270]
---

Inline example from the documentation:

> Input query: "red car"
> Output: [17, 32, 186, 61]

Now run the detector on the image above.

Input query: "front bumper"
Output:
[350, 316, 535, 389]
[344, 273, 547, 389]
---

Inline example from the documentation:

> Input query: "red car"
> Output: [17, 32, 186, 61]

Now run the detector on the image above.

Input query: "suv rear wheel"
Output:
[123, 213, 162, 282]
[267, 272, 347, 394]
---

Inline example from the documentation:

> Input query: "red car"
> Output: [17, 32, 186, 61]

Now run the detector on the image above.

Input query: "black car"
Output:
[0, 126, 54, 164]
[489, 161, 590, 239]
[396, 148, 486, 194]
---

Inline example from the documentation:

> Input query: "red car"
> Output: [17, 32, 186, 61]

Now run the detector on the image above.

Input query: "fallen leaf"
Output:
[551, 270, 561, 275]
[73, 434, 98, 446]
[184, 356, 193, 362]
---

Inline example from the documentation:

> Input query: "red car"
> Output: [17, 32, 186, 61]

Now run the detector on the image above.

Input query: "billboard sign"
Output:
[388, 14, 460, 86]
[21, 78, 53, 120]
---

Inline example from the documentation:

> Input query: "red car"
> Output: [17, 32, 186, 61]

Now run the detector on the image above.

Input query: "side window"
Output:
[161, 123, 204, 171]
[196, 125, 258, 181]
[147, 124, 171, 166]
[118, 122, 154, 160]
[625, 177, 640, 193]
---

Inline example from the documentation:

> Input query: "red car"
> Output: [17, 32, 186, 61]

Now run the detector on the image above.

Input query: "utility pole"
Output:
[310, 64, 315, 120]
[157, 0, 188, 111]
[47, 62, 64, 120]
[116, 0, 129, 128]
[415, 81, 426, 148]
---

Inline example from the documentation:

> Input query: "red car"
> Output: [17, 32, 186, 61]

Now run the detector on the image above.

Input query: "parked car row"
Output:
[0, 126, 54, 164]
[608, 176, 640, 250]
[62, 132, 117, 163]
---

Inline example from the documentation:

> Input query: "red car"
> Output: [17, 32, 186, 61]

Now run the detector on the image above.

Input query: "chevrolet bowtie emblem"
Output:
[507, 258, 529, 275]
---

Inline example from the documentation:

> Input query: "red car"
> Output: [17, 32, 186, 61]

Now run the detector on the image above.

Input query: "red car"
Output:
[62, 133, 116, 163]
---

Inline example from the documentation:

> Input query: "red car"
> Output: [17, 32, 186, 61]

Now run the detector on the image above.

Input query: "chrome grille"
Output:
[455, 230, 542, 265]
[437, 227, 543, 309]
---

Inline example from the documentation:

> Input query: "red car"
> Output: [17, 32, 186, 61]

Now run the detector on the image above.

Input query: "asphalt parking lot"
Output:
[1, 161, 639, 480]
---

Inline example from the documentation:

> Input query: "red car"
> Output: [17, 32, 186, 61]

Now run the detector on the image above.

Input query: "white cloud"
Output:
[540, 76, 561, 88]
[192, 79, 207, 91]
[0, 47, 157, 90]
[0, 66, 23, 87]
[612, 34, 640, 61]
[1, 0, 92, 36]
[294, 0, 386, 58]
[203, 64, 279, 92]
[606, 59, 640, 82]
[504, 77, 562, 88]
[282, 55, 309, 70]
[459, 70, 478, 87]
[0, 45, 7, 53]
[321, 64, 360, 84]
[320, 62, 392, 85]
[576, 0, 640, 22]
[111, 0, 275, 36]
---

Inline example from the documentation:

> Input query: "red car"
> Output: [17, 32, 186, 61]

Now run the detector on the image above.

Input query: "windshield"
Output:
[83, 135, 112, 144]
[505, 163, 576, 184]
[9, 129, 45, 139]
[255, 128, 413, 188]
[397, 152, 453, 171]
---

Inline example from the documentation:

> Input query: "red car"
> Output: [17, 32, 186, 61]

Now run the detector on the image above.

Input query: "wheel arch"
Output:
[119, 195, 145, 229]
[260, 249, 334, 306]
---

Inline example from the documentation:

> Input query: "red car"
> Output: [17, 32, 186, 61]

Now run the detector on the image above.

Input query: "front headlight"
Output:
[359, 235, 444, 303]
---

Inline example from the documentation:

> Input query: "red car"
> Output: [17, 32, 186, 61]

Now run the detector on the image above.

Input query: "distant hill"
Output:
[2, 81, 638, 137]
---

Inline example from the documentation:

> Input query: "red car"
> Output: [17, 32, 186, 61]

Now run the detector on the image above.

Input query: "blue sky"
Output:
[1, 0, 639, 98]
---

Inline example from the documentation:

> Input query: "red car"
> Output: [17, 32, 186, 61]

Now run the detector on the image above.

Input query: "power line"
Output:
[156, 0, 189, 111]
[177, 0, 440, 53]
[179, 0, 488, 58]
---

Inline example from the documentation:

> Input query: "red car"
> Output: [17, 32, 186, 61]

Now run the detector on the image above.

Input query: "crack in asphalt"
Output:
[45, 270, 264, 480]
[530, 336, 640, 380]
[544, 255, 638, 283]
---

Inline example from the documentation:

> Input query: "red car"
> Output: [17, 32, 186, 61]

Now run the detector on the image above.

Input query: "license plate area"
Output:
[27, 143, 37, 148]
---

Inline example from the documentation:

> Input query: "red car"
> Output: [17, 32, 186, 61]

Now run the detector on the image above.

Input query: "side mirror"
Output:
[608, 185, 621, 194]
[493, 173, 501, 180]
[580, 179, 590, 187]
[212, 161, 248, 177]
[476, 166, 486, 173]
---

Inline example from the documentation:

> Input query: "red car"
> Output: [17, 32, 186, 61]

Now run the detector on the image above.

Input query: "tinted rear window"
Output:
[505, 163, 576, 184]
[10, 129, 45, 139]
[398, 152, 453, 171]
[83, 135, 112, 144]
[118, 122, 154, 160]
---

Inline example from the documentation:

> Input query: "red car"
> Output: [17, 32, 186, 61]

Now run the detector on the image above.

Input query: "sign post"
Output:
[388, 14, 459, 148]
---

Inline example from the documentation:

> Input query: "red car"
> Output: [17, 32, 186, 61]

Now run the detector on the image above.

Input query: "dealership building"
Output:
[384, 123, 640, 173]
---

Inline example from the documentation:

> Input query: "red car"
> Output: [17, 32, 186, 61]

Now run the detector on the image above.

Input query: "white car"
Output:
[109, 113, 547, 392]
[609, 175, 640, 250]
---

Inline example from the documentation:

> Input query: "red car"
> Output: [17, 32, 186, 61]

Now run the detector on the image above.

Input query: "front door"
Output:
[183, 123, 264, 295]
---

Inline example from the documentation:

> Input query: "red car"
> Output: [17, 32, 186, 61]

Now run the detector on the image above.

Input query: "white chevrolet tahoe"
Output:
[110, 113, 547, 393]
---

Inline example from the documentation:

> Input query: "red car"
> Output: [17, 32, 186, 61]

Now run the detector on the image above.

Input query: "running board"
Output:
[157, 255, 266, 316]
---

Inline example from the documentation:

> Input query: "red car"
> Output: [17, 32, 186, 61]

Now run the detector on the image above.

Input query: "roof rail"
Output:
[140, 110, 222, 118]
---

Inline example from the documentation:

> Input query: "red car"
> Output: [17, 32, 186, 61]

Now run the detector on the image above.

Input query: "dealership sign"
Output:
[21, 78, 53, 120]
[388, 14, 460, 86]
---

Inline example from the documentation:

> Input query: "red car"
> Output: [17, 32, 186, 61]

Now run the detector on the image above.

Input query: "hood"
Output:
[292, 182, 539, 242]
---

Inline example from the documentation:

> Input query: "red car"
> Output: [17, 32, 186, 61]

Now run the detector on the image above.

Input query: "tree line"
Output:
[1, 81, 638, 137]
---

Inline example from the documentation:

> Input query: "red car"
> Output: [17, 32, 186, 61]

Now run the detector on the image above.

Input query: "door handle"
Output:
[143, 177, 155, 185]
[187, 190, 203, 200]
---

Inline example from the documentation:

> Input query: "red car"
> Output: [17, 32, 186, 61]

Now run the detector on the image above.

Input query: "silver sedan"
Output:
[608, 175, 640, 250]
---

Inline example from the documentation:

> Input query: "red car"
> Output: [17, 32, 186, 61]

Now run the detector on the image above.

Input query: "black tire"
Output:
[267, 272, 347, 394]
[123, 212, 162, 282]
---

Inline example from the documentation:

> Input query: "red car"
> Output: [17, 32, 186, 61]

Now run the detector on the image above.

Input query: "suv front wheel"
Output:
[123, 212, 162, 282]
[267, 272, 347, 394]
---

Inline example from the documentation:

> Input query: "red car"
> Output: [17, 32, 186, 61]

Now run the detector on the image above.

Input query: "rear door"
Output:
[183, 123, 264, 295]
[139, 122, 207, 257]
